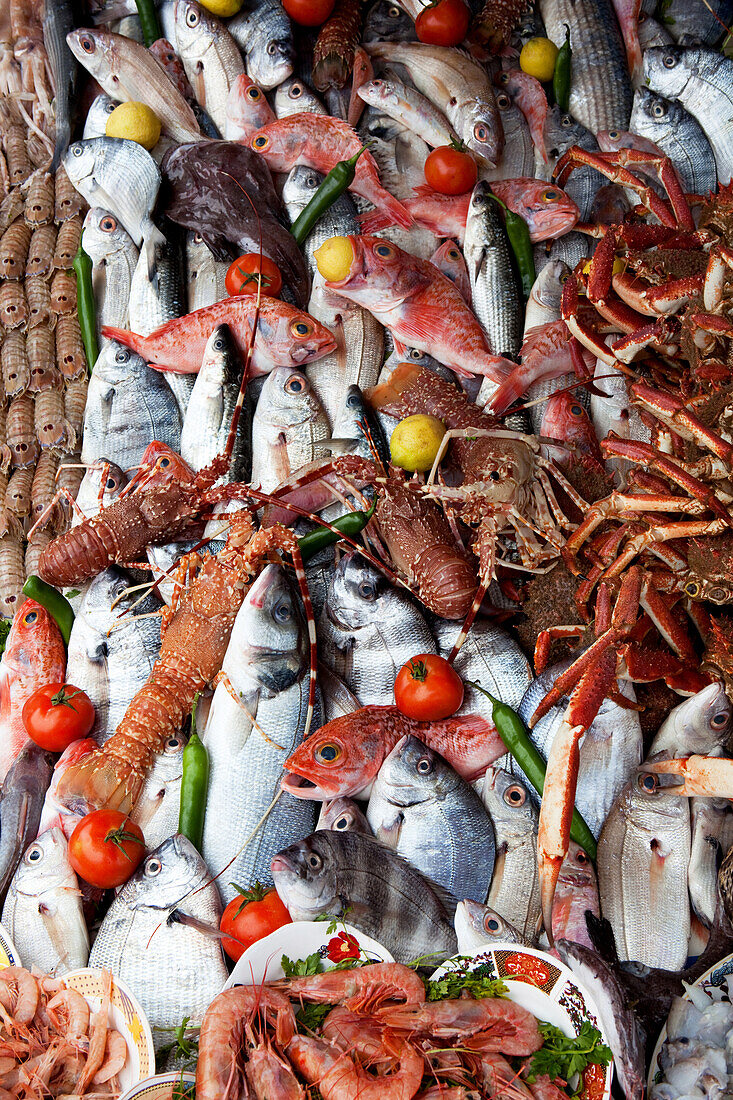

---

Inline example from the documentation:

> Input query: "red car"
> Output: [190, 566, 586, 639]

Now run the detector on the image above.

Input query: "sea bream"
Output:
[174, 0, 244, 134]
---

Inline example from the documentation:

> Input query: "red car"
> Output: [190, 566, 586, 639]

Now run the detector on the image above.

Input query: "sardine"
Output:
[82, 207, 139, 335]
[480, 766, 541, 940]
[2, 828, 89, 976]
[251, 365, 330, 492]
[319, 551, 436, 707]
[454, 899, 531, 953]
[130, 732, 187, 851]
[543, 105, 605, 220]
[552, 841, 600, 950]
[271, 829, 459, 962]
[367, 736, 495, 901]
[0, 745, 55, 903]
[44, 0, 78, 171]
[317, 797, 372, 834]
[630, 87, 717, 195]
[201, 565, 320, 905]
[180, 324, 250, 480]
[185, 230, 228, 312]
[82, 340, 181, 468]
[464, 181, 523, 361]
[89, 836, 228, 1044]
[483, 86, 535, 181]
[228, 0, 295, 90]
[275, 77, 327, 118]
[82, 93, 118, 140]
[174, 0, 244, 134]
[357, 77, 456, 148]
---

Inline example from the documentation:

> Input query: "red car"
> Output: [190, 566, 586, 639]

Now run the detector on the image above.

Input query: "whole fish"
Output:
[429, 240, 471, 303]
[484, 86, 535, 181]
[366, 42, 504, 167]
[67, 28, 200, 143]
[0, 601, 65, 783]
[317, 797, 372, 834]
[0, 745, 54, 903]
[357, 78, 456, 149]
[319, 551, 436, 707]
[275, 77, 327, 118]
[542, 105, 605, 221]
[185, 231, 228, 312]
[363, 0, 417, 41]
[180, 324, 250, 481]
[251, 366, 330, 492]
[201, 565, 320, 904]
[494, 70, 548, 167]
[464, 180, 523, 361]
[128, 227, 187, 340]
[662, 0, 733, 45]
[540, 0, 632, 132]
[82, 93, 118, 140]
[38, 739, 97, 838]
[590, 357, 650, 468]
[228, 0, 295, 89]
[250, 113, 414, 230]
[689, 797, 733, 928]
[130, 732, 187, 851]
[271, 830, 458, 963]
[82, 207, 139, 335]
[630, 87, 717, 195]
[331, 384, 390, 467]
[81, 340, 181, 468]
[480, 766, 541, 940]
[282, 705, 505, 800]
[44, 0, 78, 171]
[367, 735, 495, 901]
[174, 0, 244, 134]
[454, 899, 531, 953]
[89, 836, 228, 1044]
[225, 74, 276, 140]
[1, 828, 89, 976]
[524, 259, 568, 332]
[101, 295, 336, 375]
[597, 771, 691, 969]
[649, 682, 731, 758]
[322, 234, 515, 384]
[644, 45, 733, 184]
[430, 618, 533, 713]
[552, 841, 600, 950]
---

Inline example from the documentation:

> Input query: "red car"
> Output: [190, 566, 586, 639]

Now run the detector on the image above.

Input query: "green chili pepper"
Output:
[470, 682, 597, 860]
[297, 499, 376, 563]
[72, 236, 98, 375]
[134, 0, 162, 47]
[21, 576, 75, 647]
[179, 694, 209, 852]
[489, 191, 535, 300]
[553, 25, 572, 113]
[290, 147, 368, 246]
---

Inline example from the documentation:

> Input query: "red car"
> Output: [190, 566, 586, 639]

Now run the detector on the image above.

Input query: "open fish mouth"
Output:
[280, 772, 329, 799]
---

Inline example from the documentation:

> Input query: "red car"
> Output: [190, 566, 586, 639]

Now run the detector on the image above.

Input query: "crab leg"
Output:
[643, 755, 733, 798]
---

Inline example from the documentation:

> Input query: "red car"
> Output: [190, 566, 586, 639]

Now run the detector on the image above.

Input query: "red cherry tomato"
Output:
[22, 683, 95, 752]
[68, 810, 145, 889]
[282, 0, 335, 26]
[225, 253, 283, 297]
[394, 654, 464, 721]
[219, 882, 292, 961]
[415, 0, 470, 46]
[424, 145, 478, 195]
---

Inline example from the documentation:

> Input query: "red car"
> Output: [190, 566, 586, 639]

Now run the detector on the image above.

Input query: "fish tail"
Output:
[56, 750, 143, 817]
[100, 325, 147, 357]
[362, 184, 413, 231]
[358, 208, 391, 234]
[485, 363, 530, 415]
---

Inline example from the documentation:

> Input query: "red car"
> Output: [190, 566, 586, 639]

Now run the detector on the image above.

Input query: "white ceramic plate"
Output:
[119, 1071, 196, 1100]
[431, 943, 613, 1100]
[64, 968, 156, 1092]
[225, 920, 394, 988]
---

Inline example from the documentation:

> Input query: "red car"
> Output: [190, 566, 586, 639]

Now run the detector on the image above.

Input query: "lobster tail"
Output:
[56, 749, 144, 817]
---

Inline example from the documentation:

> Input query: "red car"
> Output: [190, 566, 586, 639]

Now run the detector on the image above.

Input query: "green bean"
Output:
[290, 147, 368, 246]
[21, 576, 75, 647]
[134, 0, 162, 47]
[553, 25, 572, 113]
[72, 236, 98, 375]
[469, 682, 597, 859]
[488, 194, 535, 301]
[297, 499, 376, 562]
[179, 694, 209, 852]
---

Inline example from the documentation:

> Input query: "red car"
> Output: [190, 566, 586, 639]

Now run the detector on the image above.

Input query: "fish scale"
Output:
[83, 207, 139, 336]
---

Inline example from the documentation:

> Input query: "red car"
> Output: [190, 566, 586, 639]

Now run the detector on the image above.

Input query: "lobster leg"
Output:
[643, 755, 733, 797]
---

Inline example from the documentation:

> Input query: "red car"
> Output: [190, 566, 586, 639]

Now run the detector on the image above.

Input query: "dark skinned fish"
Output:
[45, 0, 78, 171]
[0, 744, 55, 903]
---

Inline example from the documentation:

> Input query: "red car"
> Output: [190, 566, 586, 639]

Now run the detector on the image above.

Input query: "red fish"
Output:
[249, 112, 413, 230]
[430, 239, 471, 304]
[540, 391, 603, 469]
[0, 600, 66, 782]
[609, 0, 643, 84]
[225, 74, 275, 141]
[102, 296, 337, 375]
[487, 320, 592, 415]
[495, 69, 548, 164]
[325, 234, 515, 383]
[282, 706, 506, 799]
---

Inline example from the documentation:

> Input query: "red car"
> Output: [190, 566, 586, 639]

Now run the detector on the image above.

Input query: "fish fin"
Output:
[319, 437, 360, 455]
[375, 811, 403, 848]
[374, 190, 413, 230]
[358, 209, 390, 234]
[484, 363, 531, 412]
[100, 326, 147, 357]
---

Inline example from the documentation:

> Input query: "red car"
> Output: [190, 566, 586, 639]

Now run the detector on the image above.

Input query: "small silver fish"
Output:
[454, 899, 531, 953]
[649, 682, 732, 758]
[251, 365, 330, 492]
[174, 0, 244, 134]
[317, 797, 372, 834]
[82, 207, 139, 336]
[464, 181, 522, 361]
[481, 766, 541, 941]
[357, 78, 456, 148]
[180, 324, 249, 480]
[82, 93, 117, 140]
[185, 231, 228, 313]
[131, 733, 188, 851]
[275, 77, 327, 118]
[228, 0, 295, 90]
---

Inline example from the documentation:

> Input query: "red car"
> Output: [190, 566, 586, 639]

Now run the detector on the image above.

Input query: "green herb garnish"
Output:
[425, 958, 509, 1002]
[525, 1021, 612, 1089]
[296, 1002, 333, 1032]
[281, 950, 323, 977]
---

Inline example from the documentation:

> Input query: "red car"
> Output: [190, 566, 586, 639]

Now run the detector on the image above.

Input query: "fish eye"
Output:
[485, 916, 501, 932]
[570, 404, 584, 416]
[409, 348, 422, 360]
[542, 189, 560, 202]
[165, 737, 182, 751]
[145, 857, 162, 876]
[159, 456, 171, 468]
[26, 844, 43, 863]
[685, 581, 700, 598]
[489, 471, 500, 481]
[80, 34, 95, 52]
[106, 476, 118, 489]
[285, 373, 306, 392]
[212, 336, 225, 351]
[315, 742, 342, 765]
[416, 756, 432, 774]
[375, 243, 393, 257]
[711, 712, 729, 728]
[638, 772, 659, 793]
[247, 87, 262, 99]
[497, 72, 509, 85]
[496, 93, 510, 109]
[575, 849, 588, 865]
[607, 130, 619, 140]
[663, 54, 677, 68]
[115, 349, 129, 364]
[273, 599, 292, 623]
[291, 321, 313, 339]
[267, 43, 277, 54]
[504, 784, 526, 806]
[653, 103, 665, 118]
[561, 115, 573, 127]
[194, 232, 204, 243]
[290, 83, 303, 98]
[333, 814, 350, 830]
[71, 144, 83, 157]
[474, 123, 488, 141]
[100, 215, 117, 232]
[447, 249, 459, 260]
[307, 852, 322, 870]
[388, 4, 400, 14]
[23, 610, 38, 625]
[186, 7, 199, 25]
[252, 135, 269, 149]
[357, 580, 376, 600]
[559, 270, 570, 284]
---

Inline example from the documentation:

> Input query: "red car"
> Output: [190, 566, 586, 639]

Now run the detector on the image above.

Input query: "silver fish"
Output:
[689, 796, 733, 929]
[649, 682, 732, 758]
[319, 551, 436, 707]
[525, 260, 569, 332]
[331, 385, 390, 467]
[480, 766, 541, 941]
[365, 42, 504, 166]
[82, 207, 139, 336]
[271, 830, 459, 963]
[82, 341, 181, 468]
[644, 45, 733, 184]
[597, 771, 691, 969]
[2, 828, 89, 976]
[0, 745, 55, 903]
[317, 663, 361, 724]
[131, 733, 187, 851]
[128, 227, 186, 338]
[543, 105, 605, 221]
[357, 78, 456, 148]
[637, 11, 673, 48]
[180, 324, 249, 480]
[363, 0, 417, 42]
[44, 0, 78, 170]
[145, 539, 202, 608]
[483, 86, 535, 181]
[552, 841, 600, 950]
[174, 0, 244, 134]
[367, 735, 495, 901]
[464, 180, 522, 360]
[630, 87, 717, 195]
[317, 797, 372, 834]
[590, 357, 650, 471]
[251, 366, 330, 492]
[274, 77, 327, 118]
[540, 0, 632, 132]
[662, 0, 733, 45]
[431, 617, 533, 715]
[185, 231, 228, 312]
[88, 836, 228, 1045]
[454, 899, 531, 953]
[228, 0, 295, 90]
[82, 93, 117, 140]
[201, 564, 319, 905]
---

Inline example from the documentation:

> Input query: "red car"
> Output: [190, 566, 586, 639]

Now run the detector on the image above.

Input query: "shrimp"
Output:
[0, 968, 39, 1025]
[275, 963, 426, 1011]
[286, 1034, 424, 1100]
[26, 224, 55, 277]
[46, 989, 90, 1040]
[479, 1052, 533, 1100]
[322, 1006, 392, 1063]
[53, 218, 82, 271]
[196, 986, 297, 1100]
[0, 219, 31, 279]
[54, 167, 83, 223]
[376, 1000, 542, 1057]
[1, 330, 29, 397]
[25, 274, 53, 329]
[75, 968, 111, 1094]
[245, 1040, 304, 1100]
[0, 531, 26, 617]
[0, 281, 28, 328]
[92, 1031, 127, 1083]
[23, 171, 53, 228]
[49, 271, 77, 316]
[26, 327, 55, 385]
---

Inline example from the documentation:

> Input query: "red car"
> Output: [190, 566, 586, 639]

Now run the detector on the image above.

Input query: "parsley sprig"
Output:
[424, 958, 509, 1001]
[525, 1021, 612, 1091]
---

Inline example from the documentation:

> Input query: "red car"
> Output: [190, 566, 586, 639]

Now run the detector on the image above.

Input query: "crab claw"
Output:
[538, 717, 586, 939]
[643, 755, 733, 798]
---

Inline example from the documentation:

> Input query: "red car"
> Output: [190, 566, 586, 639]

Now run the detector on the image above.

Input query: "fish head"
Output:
[630, 87, 668, 133]
[139, 441, 196, 487]
[258, 303, 337, 367]
[66, 28, 112, 82]
[63, 140, 98, 188]
[225, 75, 273, 139]
[543, 105, 595, 161]
[317, 797, 371, 835]
[325, 235, 419, 305]
[454, 899, 520, 951]
[83, 95, 118, 141]
[530, 260, 569, 316]
[274, 80, 321, 119]
[13, 828, 73, 897]
[325, 551, 400, 631]
[250, 117, 306, 170]
[270, 833, 340, 919]
[480, 766, 536, 836]
[558, 841, 596, 890]
[200, 324, 239, 390]
[540, 393, 602, 462]
[643, 46, 690, 100]
[121, 835, 209, 911]
[82, 208, 134, 261]
[246, 34, 294, 92]
[502, 181, 579, 242]
[174, 0, 217, 59]
[1, 600, 65, 683]
[93, 340, 145, 388]
[256, 364, 323, 425]
[282, 711, 385, 799]
[282, 164, 323, 212]
[363, 0, 415, 42]
[227, 563, 307, 695]
[377, 734, 450, 804]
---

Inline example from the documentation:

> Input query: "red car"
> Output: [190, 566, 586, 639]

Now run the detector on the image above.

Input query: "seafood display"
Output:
[5, 0, 733, 1097]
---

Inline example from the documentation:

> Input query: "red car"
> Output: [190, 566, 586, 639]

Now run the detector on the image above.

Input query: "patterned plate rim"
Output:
[64, 967, 156, 1084]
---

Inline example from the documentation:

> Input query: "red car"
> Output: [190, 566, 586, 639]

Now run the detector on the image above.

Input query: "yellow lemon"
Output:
[106, 102, 161, 150]
[314, 236, 354, 282]
[519, 37, 559, 82]
[390, 414, 447, 473]
[198, 0, 244, 13]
